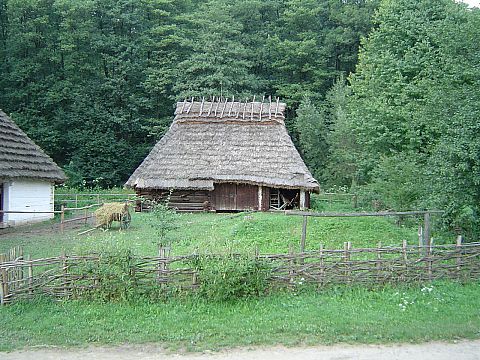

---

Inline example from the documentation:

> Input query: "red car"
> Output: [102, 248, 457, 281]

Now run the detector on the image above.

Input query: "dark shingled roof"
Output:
[0, 110, 66, 183]
[126, 98, 319, 191]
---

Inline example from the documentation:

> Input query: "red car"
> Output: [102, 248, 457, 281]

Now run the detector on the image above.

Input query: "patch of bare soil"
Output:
[2, 340, 480, 360]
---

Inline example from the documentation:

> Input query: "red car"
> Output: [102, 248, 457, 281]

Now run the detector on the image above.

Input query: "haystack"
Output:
[94, 203, 129, 228]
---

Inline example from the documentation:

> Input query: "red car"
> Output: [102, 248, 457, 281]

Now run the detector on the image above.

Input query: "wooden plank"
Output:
[286, 210, 444, 218]
[236, 184, 257, 210]
[212, 183, 237, 211]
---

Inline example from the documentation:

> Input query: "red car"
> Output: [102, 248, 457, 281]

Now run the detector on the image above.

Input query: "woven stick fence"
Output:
[1, 237, 479, 305]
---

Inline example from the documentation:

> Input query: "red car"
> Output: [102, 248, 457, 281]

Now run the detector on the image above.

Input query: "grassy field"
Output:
[0, 204, 422, 259]
[0, 281, 479, 352]
[0, 201, 478, 352]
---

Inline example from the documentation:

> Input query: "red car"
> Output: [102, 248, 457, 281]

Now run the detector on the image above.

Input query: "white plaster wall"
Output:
[4, 180, 54, 225]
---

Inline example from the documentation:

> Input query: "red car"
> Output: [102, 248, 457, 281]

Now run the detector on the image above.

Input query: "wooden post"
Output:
[426, 236, 433, 281]
[0, 254, 7, 305]
[376, 242, 382, 282]
[289, 243, 295, 284]
[158, 246, 167, 284]
[319, 243, 324, 286]
[62, 250, 68, 298]
[299, 190, 306, 210]
[60, 205, 65, 233]
[300, 215, 307, 253]
[84, 208, 88, 224]
[424, 212, 431, 249]
[27, 254, 33, 297]
[402, 240, 408, 280]
[456, 235, 463, 276]
[258, 186, 263, 211]
[75, 194, 78, 209]
[344, 242, 351, 283]
[418, 224, 423, 255]
[352, 194, 358, 209]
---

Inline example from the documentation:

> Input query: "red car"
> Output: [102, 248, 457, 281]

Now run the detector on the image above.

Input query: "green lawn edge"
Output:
[1, 281, 479, 352]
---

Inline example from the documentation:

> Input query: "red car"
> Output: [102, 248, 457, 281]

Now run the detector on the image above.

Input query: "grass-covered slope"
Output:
[0, 209, 419, 258]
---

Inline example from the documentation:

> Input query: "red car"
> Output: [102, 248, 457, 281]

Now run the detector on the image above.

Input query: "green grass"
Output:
[0, 209, 420, 258]
[1, 281, 479, 352]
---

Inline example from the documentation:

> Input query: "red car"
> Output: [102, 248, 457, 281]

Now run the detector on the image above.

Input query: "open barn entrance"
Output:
[270, 188, 307, 210]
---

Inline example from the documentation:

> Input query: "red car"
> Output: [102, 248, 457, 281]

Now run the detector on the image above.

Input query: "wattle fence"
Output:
[1, 239, 479, 305]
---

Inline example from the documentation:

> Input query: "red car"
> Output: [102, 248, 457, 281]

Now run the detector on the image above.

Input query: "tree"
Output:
[294, 97, 329, 181]
[338, 0, 480, 235]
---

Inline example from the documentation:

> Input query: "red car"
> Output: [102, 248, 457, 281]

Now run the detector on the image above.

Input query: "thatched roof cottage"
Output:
[126, 98, 319, 211]
[0, 110, 66, 227]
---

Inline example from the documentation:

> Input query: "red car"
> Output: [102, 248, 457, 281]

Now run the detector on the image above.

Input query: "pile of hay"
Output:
[94, 202, 128, 228]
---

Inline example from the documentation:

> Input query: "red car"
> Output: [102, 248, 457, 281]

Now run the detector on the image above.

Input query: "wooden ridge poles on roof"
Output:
[178, 96, 282, 120]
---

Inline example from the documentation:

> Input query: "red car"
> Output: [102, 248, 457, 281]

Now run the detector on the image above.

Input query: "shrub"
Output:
[194, 255, 272, 302]
[75, 237, 139, 302]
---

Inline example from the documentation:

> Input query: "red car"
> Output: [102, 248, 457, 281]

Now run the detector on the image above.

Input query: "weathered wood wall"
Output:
[136, 184, 310, 212]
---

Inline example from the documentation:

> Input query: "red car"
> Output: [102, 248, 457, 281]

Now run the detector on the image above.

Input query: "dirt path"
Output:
[3, 340, 480, 360]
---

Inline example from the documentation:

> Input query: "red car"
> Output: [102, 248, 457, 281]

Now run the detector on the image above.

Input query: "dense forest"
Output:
[0, 0, 479, 235]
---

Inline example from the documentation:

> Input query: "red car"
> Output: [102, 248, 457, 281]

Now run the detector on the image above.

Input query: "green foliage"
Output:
[194, 254, 272, 302]
[325, 0, 480, 236]
[76, 236, 139, 302]
[147, 200, 180, 247]
[362, 153, 425, 211]
[294, 97, 329, 181]
[0, 0, 378, 187]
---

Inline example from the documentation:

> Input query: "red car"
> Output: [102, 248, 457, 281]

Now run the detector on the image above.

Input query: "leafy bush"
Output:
[194, 255, 272, 302]
[147, 200, 180, 247]
[75, 237, 139, 302]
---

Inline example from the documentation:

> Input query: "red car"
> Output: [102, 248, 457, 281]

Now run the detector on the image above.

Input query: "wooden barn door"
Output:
[212, 183, 259, 211]
[236, 184, 258, 210]
[213, 183, 237, 210]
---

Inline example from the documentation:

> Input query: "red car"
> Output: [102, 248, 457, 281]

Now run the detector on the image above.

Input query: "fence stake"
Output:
[319, 243, 324, 286]
[27, 254, 33, 297]
[418, 225, 423, 255]
[456, 235, 463, 275]
[344, 242, 352, 283]
[424, 212, 431, 251]
[60, 205, 65, 233]
[0, 254, 4, 305]
[0, 254, 7, 305]
[62, 250, 69, 298]
[376, 242, 382, 282]
[402, 240, 408, 280]
[289, 243, 295, 284]
[300, 215, 307, 253]
[158, 246, 167, 284]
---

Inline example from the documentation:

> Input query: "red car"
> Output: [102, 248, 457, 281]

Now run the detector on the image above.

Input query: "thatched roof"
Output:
[126, 98, 319, 191]
[0, 110, 66, 183]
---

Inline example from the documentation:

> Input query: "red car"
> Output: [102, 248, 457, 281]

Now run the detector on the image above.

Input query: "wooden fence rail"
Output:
[1, 239, 479, 305]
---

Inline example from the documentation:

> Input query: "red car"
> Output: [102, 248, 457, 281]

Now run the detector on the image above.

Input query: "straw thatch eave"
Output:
[0, 110, 66, 183]
[126, 98, 319, 192]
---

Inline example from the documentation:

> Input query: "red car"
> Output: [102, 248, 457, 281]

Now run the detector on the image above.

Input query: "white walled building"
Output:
[0, 110, 66, 227]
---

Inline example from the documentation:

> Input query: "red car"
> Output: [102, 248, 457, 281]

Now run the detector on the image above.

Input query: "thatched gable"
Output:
[0, 110, 66, 183]
[126, 98, 319, 192]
